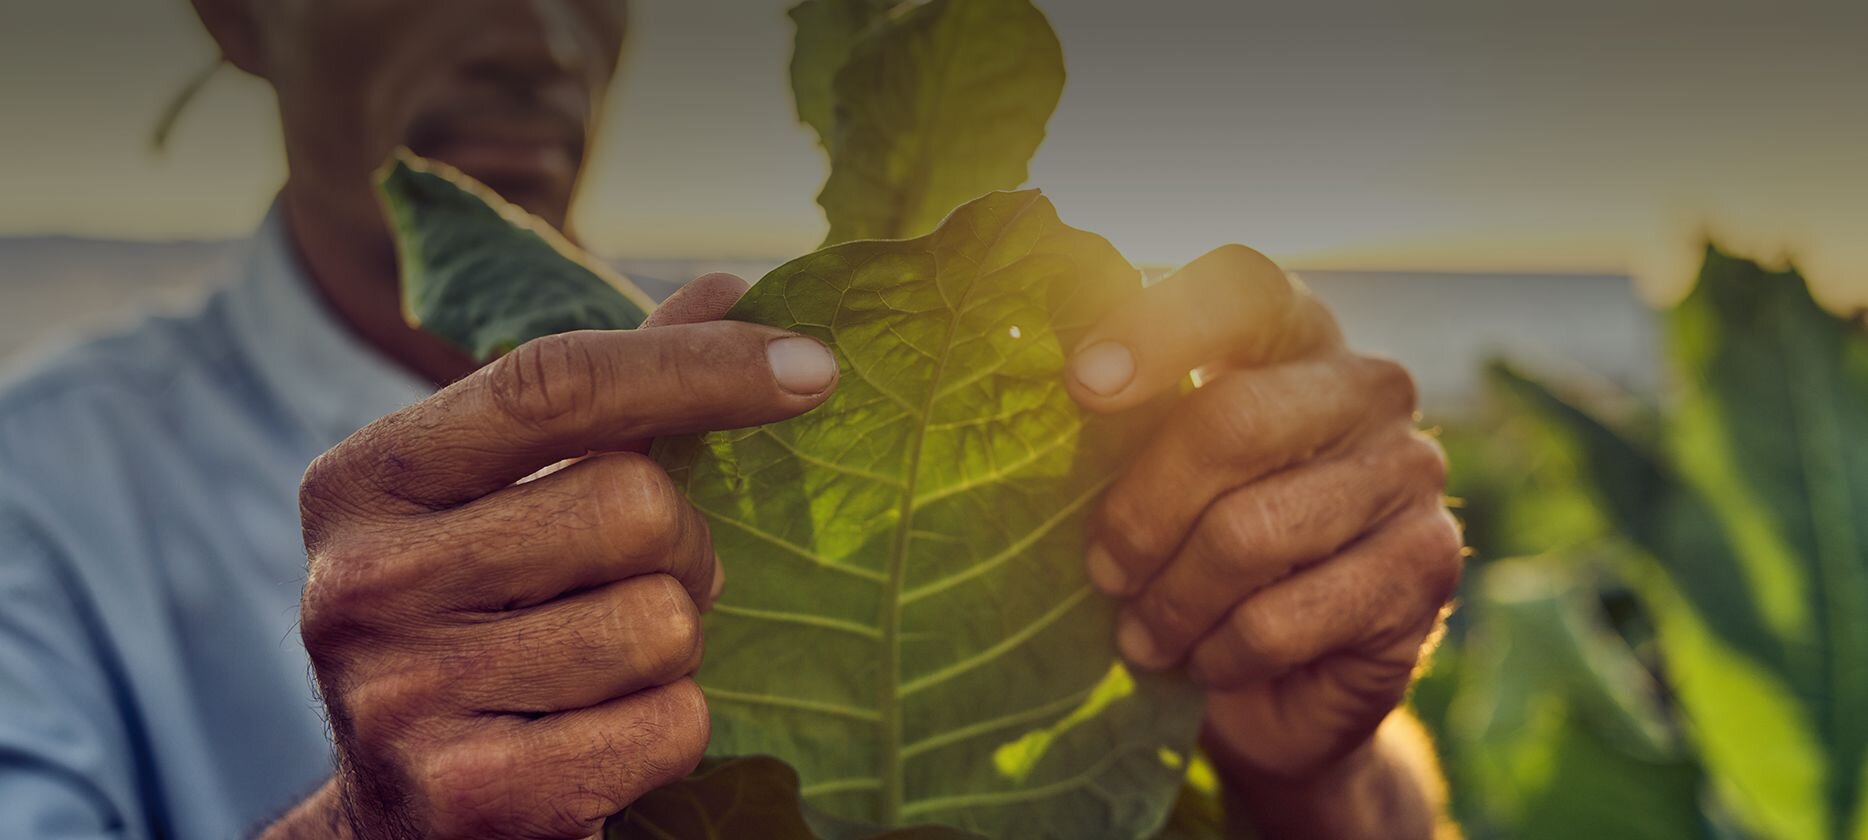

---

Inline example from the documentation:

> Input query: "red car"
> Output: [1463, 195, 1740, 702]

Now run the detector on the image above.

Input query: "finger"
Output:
[555, 273, 754, 461]
[425, 452, 720, 610]
[301, 321, 839, 519]
[416, 678, 710, 838]
[447, 574, 704, 714]
[1087, 355, 1418, 595]
[1187, 505, 1463, 688]
[1066, 244, 1342, 412]
[320, 453, 720, 621]
[1115, 432, 1447, 670]
[640, 272, 750, 329]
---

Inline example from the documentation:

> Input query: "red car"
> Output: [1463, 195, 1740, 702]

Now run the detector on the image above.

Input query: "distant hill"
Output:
[0, 236, 1657, 412]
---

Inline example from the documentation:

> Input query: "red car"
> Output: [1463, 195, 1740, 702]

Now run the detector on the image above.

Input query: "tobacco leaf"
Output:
[814, 0, 1064, 245]
[1492, 246, 1868, 839]
[788, 0, 895, 153]
[379, 152, 655, 361]
[381, 161, 1206, 838]
[609, 756, 988, 840]
[652, 189, 1203, 837]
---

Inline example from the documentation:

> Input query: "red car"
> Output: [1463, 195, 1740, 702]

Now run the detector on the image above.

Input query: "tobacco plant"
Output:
[380, 1, 1210, 837]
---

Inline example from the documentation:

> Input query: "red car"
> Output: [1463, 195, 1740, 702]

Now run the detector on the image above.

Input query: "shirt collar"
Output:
[223, 201, 434, 451]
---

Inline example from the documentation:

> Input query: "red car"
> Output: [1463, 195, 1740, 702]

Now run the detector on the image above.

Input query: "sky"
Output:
[2, 0, 1864, 307]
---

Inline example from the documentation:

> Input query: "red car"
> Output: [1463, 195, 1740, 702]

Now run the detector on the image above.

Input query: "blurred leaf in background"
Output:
[1446, 558, 1708, 839]
[1485, 246, 1868, 840]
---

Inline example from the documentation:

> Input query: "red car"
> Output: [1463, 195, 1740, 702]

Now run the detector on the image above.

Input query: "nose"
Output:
[463, 0, 594, 87]
[529, 0, 589, 76]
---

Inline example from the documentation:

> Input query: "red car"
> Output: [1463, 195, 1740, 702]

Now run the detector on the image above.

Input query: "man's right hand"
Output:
[288, 280, 838, 839]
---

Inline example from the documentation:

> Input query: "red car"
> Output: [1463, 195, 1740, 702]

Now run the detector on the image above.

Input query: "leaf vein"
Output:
[898, 585, 1095, 696]
[901, 477, 1110, 604]
[703, 511, 888, 583]
[705, 688, 882, 722]
[712, 604, 882, 639]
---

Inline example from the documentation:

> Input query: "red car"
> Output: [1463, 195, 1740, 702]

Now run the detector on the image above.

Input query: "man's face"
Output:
[244, 0, 627, 235]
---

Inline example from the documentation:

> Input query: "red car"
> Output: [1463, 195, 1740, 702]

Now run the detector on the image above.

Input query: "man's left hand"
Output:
[1065, 245, 1464, 784]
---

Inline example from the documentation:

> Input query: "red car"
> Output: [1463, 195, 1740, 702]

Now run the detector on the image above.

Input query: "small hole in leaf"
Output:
[1008, 325, 1022, 339]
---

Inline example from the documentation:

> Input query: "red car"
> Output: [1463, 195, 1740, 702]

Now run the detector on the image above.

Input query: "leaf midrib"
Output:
[876, 192, 1044, 824]
[1769, 295, 1868, 832]
[876, 0, 960, 243]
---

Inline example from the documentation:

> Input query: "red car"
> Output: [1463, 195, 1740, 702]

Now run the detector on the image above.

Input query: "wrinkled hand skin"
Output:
[284, 276, 837, 840]
[1068, 246, 1464, 839]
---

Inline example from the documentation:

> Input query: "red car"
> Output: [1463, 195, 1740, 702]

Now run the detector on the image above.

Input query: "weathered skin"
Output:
[188, 0, 1463, 836]
[1067, 244, 1461, 839]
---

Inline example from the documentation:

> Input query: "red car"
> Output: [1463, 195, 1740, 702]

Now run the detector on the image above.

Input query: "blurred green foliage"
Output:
[1423, 247, 1868, 840]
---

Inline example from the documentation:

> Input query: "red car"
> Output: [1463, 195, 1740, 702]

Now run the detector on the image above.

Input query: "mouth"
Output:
[406, 111, 584, 206]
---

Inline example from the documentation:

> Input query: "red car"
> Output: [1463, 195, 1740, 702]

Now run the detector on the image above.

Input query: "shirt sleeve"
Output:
[0, 500, 145, 839]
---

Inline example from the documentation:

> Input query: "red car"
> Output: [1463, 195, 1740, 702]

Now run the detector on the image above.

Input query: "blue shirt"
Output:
[0, 208, 677, 839]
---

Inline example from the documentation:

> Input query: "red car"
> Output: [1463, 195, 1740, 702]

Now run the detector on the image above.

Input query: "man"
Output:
[0, 0, 1462, 837]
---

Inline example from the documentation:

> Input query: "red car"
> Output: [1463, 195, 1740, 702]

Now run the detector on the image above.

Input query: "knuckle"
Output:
[1402, 432, 1450, 490]
[1230, 602, 1304, 670]
[1097, 487, 1164, 565]
[417, 743, 521, 837]
[548, 792, 622, 837]
[487, 332, 604, 436]
[296, 451, 346, 540]
[668, 606, 706, 676]
[341, 667, 436, 750]
[1199, 376, 1271, 449]
[1356, 355, 1419, 416]
[298, 444, 385, 544]
[300, 533, 414, 641]
[593, 454, 687, 557]
[300, 545, 376, 652]
[296, 584, 346, 655]
[602, 681, 710, 800]
[1414, 510, 1466, 603]
[1205, 244, 1288, 298]
[619, 576, 704, 679]
[1134, 586, 1202, 650]
[1199, 246, 1303, 352]
[1221, 490, 1288, 556]
[653, 679, 712, 771]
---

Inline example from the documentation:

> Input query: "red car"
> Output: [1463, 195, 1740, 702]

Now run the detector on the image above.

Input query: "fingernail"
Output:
[768, 336, 837, 394]
[709, 556, 726, 601]
[1086, 543, 1128, 594]
[1072, 341, 1134, 396]
[1117, 616, 1167, 669]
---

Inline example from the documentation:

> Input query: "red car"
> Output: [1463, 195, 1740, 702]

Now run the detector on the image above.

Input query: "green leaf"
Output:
[378, 151, 656, 361]
[1638, 559, 1828, 840]
[1447, 559, 1709, 840]
[1491, 246, 1868, 839]
[1664, 247, 1868, 833]
[653, 190, 1204, 837]
[1854, 760, 1868, 840]
[609, 756, 820, 839]
[1492, 367, 1829, 840]
[1485, 363, 1788, 677]
[608, 756, 988, 840]
[815, 0, 1064, 245]
[1148, 783, 1230, 840]
[789, 0, 895, 153]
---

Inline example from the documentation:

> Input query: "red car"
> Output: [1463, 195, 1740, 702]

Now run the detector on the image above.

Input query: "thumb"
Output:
[640, 272, 751, 329]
